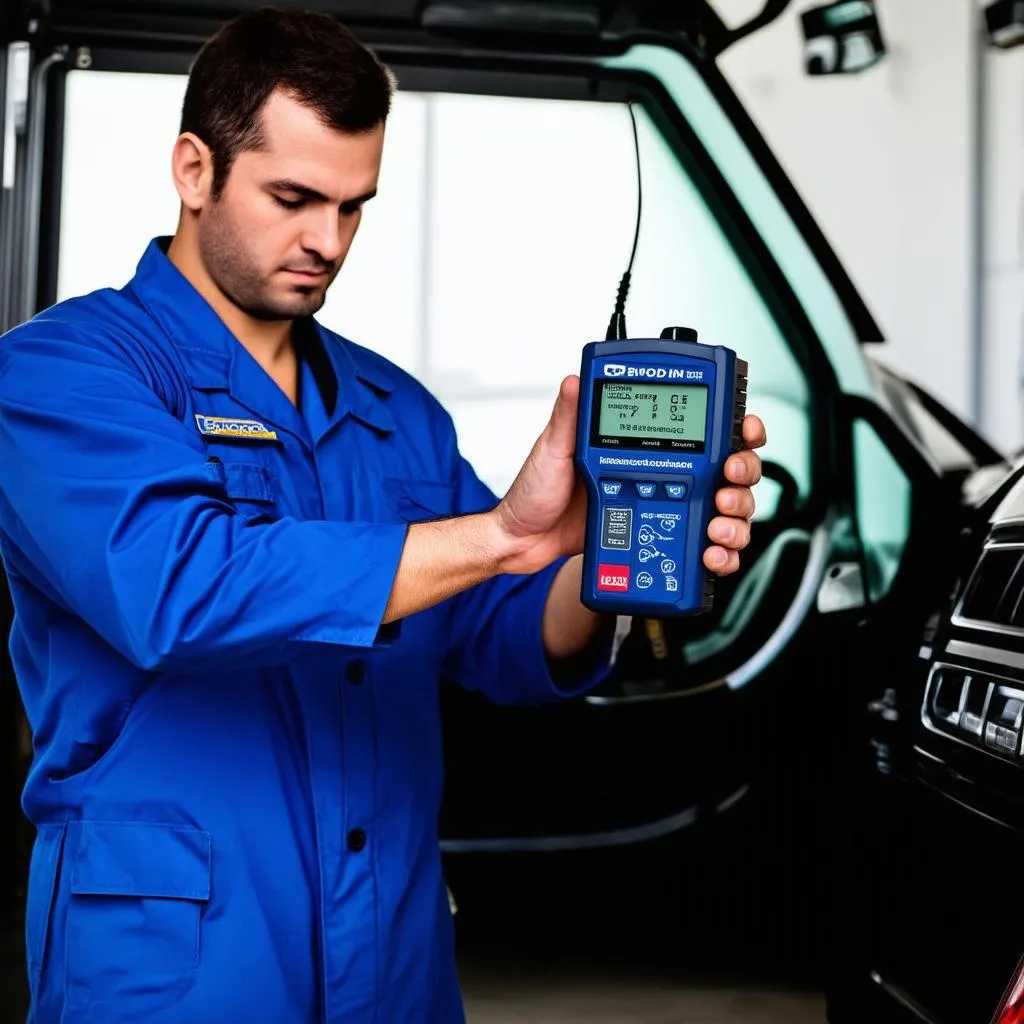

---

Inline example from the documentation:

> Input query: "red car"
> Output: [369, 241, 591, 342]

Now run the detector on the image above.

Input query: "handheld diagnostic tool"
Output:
[575, 326, 747, 617]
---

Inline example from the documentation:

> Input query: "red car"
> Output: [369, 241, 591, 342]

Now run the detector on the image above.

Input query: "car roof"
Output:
[5, 0, 776, 58]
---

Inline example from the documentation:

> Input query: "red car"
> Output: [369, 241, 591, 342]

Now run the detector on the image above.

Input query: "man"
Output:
[0, 7, 764, 1023]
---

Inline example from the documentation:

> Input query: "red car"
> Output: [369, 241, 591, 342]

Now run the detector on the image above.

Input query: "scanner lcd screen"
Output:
[595, 381, 708, 445]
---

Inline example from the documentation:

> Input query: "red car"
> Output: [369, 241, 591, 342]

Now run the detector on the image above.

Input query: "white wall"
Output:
[720, 0, 1024, 452]
[981, 41, 1024, 448]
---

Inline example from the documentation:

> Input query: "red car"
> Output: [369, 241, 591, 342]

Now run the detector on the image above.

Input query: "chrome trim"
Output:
[917, 769, 1014, 831]
[920, 659, 1023, 765]
[950, 617, 1024, 639]
[869, 971, 944, 1024]
[912, 744, 943, 764]
[584, 520, 831, 705]
[726, 521, 831, 691]
[945, 639, 1024, 673]
[438, 783, 749, 853]
[949, 540, 1024, 638]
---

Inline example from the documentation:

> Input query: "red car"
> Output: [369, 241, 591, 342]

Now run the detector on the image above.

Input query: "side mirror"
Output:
[800, 1, 887, 75]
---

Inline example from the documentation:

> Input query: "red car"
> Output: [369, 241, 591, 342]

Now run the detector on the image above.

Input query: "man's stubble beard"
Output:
[198, 199, 331, 321]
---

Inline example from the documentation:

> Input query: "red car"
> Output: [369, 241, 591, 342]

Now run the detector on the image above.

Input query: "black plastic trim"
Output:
[36, 61, 66, 315]
[903, 377, 1005, 467]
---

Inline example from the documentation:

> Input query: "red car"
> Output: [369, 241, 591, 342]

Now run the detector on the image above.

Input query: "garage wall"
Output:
[982, 42, 1024, 450]
[720, 0, 1024, 452]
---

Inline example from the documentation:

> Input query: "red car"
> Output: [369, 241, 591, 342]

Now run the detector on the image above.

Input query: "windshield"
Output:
[606, 44, 876, 400]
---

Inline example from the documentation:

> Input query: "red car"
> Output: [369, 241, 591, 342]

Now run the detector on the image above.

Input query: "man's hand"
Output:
[383, 376, 766, 627]
[704, 413, 767, 576]
[493, 375, 587, 575]
[493, 375, 766, 577]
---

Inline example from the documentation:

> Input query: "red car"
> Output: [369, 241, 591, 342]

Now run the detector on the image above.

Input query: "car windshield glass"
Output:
[605, 44, 875, 399]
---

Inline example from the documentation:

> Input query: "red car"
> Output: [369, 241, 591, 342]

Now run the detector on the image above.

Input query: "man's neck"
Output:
[166, 233, 299, 404]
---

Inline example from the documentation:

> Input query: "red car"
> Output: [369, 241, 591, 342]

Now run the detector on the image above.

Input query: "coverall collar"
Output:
[128, 237, 395, 439]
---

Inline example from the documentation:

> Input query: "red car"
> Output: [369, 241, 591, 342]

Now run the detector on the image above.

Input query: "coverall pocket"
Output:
[63, 820, 211, 1017]
[219, 460, 278, 521]
[382, 478, 455, 523]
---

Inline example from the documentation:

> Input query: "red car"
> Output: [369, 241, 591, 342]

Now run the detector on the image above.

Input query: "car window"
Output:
[56, 68, 813, 517]
[853, 419, 911, 601]
[606, 44, 922, 594]
[607, 44, 876, 399]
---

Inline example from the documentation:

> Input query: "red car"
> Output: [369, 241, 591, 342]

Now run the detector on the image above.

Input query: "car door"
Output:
[0, 0, 1008, 1013]
[825, 366, 1024, 1024]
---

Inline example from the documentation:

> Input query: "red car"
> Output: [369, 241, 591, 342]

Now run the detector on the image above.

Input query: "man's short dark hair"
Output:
[180, 6, 395, 198]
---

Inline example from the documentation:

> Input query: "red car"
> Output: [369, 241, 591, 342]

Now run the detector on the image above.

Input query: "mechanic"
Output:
[0, 8, 765, 1023]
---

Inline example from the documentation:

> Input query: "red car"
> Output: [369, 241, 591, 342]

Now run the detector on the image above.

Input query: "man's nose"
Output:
[302, 211, 344, 264]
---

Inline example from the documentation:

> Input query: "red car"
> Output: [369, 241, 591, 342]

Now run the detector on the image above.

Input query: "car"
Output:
[1, 2, 1022, 1021]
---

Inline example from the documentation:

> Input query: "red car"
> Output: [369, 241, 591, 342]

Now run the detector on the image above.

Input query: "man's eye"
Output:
[273, 195, 304, 211]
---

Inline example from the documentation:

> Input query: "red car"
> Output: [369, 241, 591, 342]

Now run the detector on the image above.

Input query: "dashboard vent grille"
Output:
[958, 545, 1024, 629]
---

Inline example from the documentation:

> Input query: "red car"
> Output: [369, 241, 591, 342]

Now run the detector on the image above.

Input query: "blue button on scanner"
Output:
[601, 481, 623, 497]
[665, 483, 687, 500]
[635, 483, 657, 498]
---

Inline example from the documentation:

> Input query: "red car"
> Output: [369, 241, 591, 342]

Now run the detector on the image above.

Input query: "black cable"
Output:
[606, 101, 643, 341]
[626, 101, 642, 275]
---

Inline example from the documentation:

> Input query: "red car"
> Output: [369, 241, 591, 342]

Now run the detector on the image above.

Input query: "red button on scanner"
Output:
[597, 564, 631, 592]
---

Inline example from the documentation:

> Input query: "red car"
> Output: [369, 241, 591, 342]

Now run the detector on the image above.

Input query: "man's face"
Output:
[198, 90, 384, 321]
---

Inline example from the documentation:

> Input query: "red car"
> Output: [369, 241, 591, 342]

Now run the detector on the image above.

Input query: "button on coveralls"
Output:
[0, 238, 608, 1023]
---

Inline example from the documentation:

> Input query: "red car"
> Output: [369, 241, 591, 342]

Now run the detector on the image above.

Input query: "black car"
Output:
[2, 2, 1022, 1021]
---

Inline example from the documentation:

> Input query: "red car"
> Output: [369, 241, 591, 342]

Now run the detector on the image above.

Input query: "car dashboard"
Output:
[861, 458, 1024, 1024]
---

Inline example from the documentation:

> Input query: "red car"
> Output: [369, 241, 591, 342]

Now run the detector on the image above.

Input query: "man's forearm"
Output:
[541, 555, 608, 661]
[381, 512, 513, 624]
[381, 517, 606, 664]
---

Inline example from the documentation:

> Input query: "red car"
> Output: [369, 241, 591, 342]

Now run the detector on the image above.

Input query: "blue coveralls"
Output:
[0, 238, 609, 1023]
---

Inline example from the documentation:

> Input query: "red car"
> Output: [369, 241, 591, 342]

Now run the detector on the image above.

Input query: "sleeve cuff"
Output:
[520, 558, 617, 701]
[288, 521, 409, 649]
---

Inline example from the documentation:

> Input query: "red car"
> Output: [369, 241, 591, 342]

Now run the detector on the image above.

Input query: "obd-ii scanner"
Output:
[575, 328, 747, 616]
[574, 103, 748, 617]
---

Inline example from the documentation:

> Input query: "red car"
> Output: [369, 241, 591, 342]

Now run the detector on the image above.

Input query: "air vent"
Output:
[957, 544, 1024, 629]
[922, 664, 1024, 762]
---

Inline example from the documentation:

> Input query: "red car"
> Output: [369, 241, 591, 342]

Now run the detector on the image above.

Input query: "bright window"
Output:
[57, 67, 813, 512]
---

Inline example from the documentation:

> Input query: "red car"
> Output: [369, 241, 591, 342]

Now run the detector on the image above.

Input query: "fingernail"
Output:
[712, 548, 727, 567]
[723, 523, 737, 543]
[724, 493, 739, 512]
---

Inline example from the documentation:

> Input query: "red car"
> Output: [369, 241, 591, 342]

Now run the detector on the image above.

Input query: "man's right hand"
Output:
[382, 378, 586, 623]
[490, 375, 587, 575]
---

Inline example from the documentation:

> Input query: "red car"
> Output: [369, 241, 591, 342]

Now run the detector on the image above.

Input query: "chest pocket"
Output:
[382, 477, 455, 524]
[211, 459, 278, 521]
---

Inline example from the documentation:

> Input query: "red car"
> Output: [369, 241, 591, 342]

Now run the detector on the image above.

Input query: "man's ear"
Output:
[171, 132, 215, 212]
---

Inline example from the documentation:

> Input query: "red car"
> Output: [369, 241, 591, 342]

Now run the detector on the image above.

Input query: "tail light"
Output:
[993, 955, 1024, 1024]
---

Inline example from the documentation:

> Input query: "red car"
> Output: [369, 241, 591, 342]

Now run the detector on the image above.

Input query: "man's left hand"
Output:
[704, 414, 767, 576]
